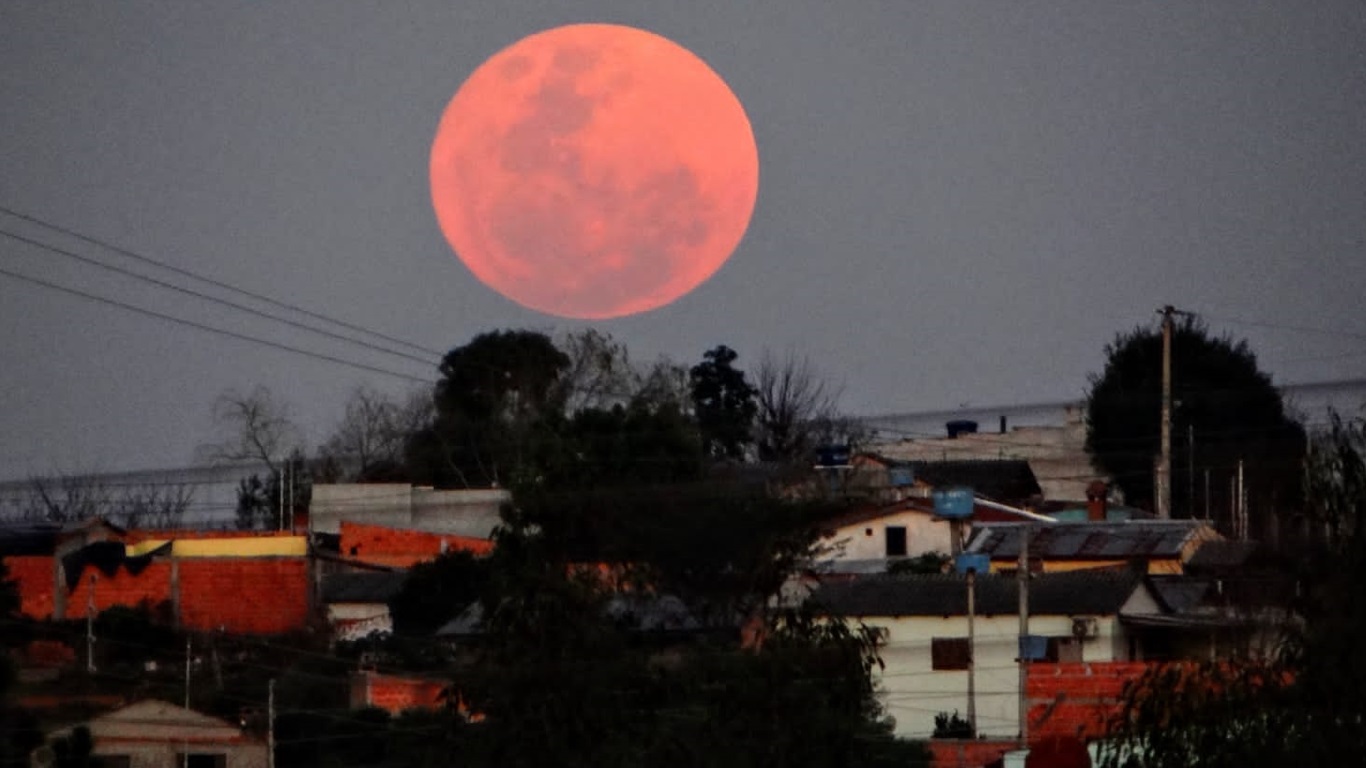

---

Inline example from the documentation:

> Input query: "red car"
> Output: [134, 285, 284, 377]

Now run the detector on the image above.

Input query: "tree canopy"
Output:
[689, 345, 758, 461]
[1085, 318, 1304, 534]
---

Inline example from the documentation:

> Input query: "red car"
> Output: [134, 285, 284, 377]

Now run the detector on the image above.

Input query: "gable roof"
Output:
[965, 520, 1213, 561]
[322, 571, 409, 604]
[809, 568, 1144, 618]
[52, 700, 258, 744]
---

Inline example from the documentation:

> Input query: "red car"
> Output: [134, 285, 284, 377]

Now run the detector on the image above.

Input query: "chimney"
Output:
[1086, 481, 1108, 522]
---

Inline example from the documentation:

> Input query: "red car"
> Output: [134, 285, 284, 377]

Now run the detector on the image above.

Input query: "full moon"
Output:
[429, 24, 759, 319]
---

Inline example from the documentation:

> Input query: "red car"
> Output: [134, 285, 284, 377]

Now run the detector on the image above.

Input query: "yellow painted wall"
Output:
[987, 558, 1181, 575]
[126, 537, 307, 558]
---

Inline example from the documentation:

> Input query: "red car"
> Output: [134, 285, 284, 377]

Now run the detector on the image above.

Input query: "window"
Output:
[885, 526, 907, 557]
[931, 637, 971, 670]
[177, 754, 227, 768]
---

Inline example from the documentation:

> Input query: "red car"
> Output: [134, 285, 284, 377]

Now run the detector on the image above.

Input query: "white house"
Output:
[36, 700, 268, 768]
[309, 484, 509, 538]
[817, 501, 954, 572]
[810, 569, 1160, 740]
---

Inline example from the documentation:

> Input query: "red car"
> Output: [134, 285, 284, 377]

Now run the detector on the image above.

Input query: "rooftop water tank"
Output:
[946, 419, 978, 438]
[933, 486, 974, 519]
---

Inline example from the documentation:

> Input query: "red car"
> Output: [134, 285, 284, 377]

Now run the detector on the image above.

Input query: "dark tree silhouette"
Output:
[689, 345, 757, 461]
[1085, 318, 1304, 538]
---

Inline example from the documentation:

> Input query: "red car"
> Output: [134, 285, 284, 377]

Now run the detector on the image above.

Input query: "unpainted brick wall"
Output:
[176, 558, 311, 634]
[1026, 662, 1152, 743]
[338, 521, 492, 567]
[65, 561, 174, 617]
[355, 672, 447, 714]
[4, 555, 57, 618]
[928, 739, 1017, 768]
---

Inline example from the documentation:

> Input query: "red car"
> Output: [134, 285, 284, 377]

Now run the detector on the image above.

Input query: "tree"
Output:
[0, 562, 43, 766]
[1098, 411, 1366, 767]
[234, 449, 310, 531]
[388, 550, 488, 636]
[689, 345, 757, 461]
[200, 386, 302, 474]
[320, 385, 431, 481]
[1085, 318, 1304, 535]
[753, 349, 842, 463]
[15, 474, 193, 527]
[406, 330, 570, 489]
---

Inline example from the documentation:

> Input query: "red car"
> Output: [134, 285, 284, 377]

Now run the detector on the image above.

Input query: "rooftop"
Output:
[810, 568, 1144, 617]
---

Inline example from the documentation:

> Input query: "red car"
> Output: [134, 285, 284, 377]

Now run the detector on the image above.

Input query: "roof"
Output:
[1185, 539, 1259, 571]
[965, 520, 1212, 560]
[321, 571, 409, 604]
[904, 460, 1042, 503]
[810, 568, 1144, 618]
[0, 521, 61, 555]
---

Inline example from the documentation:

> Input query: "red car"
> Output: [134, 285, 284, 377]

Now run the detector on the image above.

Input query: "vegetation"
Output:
[1085, 317, 1305, 530]
[1098, 411, 1366, 767]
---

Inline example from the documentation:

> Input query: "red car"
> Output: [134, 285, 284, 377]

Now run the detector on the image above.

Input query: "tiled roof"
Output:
[809, 568, 1143, 617]
[965, 520, 1208, 560]
[321, 571, 409, 604]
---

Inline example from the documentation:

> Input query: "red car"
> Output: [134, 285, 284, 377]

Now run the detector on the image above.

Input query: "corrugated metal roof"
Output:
[966, 520, 1209, 560]
[809, 568, 1143, 617]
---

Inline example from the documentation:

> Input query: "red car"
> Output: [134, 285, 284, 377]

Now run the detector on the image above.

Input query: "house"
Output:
[309, 484, 509, 538]
[321, 570, 409, 642]
[809, 568, 1160, 740]
[838, 455, 1044, 509]
[335, 521, 492, 569]
[1, 520, 312, 635]
[814, 496, 1053, 576]
[35, 700, 268, 768]
[864, 406, 1109, 503]
[964, 520, 1221, 575]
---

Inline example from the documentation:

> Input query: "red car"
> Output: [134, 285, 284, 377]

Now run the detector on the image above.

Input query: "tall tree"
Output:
[689, 345, 757, 461]
[753, 350, 842, 463]
[320, 385, 432, 481]
[200, 386, 302, 474]
[407, 330, 570, 489]
[1085, 318, 1304, 535]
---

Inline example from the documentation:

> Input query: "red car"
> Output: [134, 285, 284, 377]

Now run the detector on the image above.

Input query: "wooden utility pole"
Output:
[85, 575, 96, 673]
[1017, 526, 1031, 744]
[966, 568, 977, 736]
[268, 679, 277, 768]
[1158, 305, 1176, 519]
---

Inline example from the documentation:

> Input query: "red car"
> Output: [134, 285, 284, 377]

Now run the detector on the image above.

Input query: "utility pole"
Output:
[1017, 525, 1031, 744]
[268, 679, 277, 768]
[184, 636, 192, 708]
[1157, 305, 1176, 519]
[966, 568, 977, 737]
[1187, 425, 1195, 518]
[85, 574, 96, 673]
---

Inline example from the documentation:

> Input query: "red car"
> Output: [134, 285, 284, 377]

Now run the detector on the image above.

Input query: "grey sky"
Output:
[2, 1, 1364, 481]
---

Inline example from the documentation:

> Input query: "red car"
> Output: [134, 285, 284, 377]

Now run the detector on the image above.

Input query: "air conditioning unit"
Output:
[1071, 616, 1099, 640]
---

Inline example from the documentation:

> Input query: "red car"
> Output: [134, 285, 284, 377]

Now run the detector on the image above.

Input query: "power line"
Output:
[0, 265, 435, 385]
[0, 203, 445, 358]
[0, 228, 438, 368]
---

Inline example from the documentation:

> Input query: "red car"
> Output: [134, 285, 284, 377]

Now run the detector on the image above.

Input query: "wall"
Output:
[350, 671, 447, 714]
[4, 555, 56, 617]
[177, 558, 310, 634]
[66, 561, 175, 616]
[929, 739, 1018, 768]
[871, 613, 1130, 741]
[337, 521, 492, 568]
[310, 484, 508, 537]
[826, 510, 953, 562]
[1025, 662, 1151, 744]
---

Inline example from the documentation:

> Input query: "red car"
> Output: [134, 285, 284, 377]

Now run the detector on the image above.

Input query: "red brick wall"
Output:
[1026, 662, 1151, 744]
[65, 561, 174, 617]
[4, 555, 57, 618]
[338, 522, 493, 568]
[353, 672, 447, 714]
[929, 739, 1017, 768]
[123, 529, 301, 543]
[176, 558, 311, 634]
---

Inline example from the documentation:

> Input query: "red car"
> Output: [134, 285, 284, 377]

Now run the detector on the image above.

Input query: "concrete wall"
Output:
[825, 510, 953, 562]
[310, 484, 508, 538]
[869, 612, 1133, 740]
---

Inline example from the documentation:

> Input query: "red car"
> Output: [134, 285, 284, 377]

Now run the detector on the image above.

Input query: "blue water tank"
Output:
[1019, 635, 1049, 661]
[955, 553, 990, 575]
[933, 486, 975, 519]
